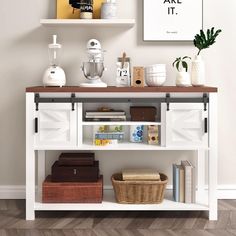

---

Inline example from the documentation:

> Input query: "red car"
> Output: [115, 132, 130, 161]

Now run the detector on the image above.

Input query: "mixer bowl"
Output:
[82, 62, 105, 80]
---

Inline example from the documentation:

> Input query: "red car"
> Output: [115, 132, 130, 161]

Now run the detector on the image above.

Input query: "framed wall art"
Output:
[143, 0, 203, 41]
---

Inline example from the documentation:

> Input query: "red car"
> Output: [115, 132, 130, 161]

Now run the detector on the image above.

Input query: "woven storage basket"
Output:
[111, 173, 168, 204]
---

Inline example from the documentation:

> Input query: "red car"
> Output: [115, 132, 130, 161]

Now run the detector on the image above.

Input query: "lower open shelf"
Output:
[35, 190, 208, 211]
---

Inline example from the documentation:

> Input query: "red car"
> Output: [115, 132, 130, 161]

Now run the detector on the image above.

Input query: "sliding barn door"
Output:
[164, 103, 208, 147]
[34, 103, 77, 147]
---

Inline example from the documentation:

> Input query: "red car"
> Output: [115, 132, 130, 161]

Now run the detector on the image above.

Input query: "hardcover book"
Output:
[122, 169, 160, 181]
[95, 132, 124, 140]
[179, 165, 185, 203]
[181, 160, 196, 203]
[173, 164, 179, 202]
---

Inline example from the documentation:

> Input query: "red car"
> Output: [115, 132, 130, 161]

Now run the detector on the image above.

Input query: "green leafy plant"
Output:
[172, 56, 191, 72]
[194, 27, 222, 55]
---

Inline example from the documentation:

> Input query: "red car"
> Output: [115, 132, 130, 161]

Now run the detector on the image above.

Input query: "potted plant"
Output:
[192, 27, 222, 86]
[173, 56, 191, 87]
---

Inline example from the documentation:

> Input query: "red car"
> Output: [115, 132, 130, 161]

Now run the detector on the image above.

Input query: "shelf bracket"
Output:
[203, 93, 208, 111]
[71, 93, 76, 111]
[166, 93, 170, 111]
[35, 93, 40, 111]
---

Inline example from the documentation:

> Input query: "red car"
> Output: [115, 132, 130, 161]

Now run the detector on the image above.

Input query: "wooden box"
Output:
[132, 67, 145, 87]
[130, 106, 157, 122]
[52, 161, 99, 182]
[43, 175, 103, 203]
[58, 153, 95, 166]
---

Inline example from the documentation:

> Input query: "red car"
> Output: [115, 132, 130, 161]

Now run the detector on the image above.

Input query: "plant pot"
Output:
[176, 71, 191, 87]
[191, 55, 205, 86]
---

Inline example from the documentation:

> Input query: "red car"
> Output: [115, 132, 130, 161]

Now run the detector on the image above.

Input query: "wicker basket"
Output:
[111, 173, 168, 204]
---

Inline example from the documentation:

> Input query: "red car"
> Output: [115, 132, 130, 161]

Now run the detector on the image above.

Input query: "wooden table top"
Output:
[26, 86, 218, 93]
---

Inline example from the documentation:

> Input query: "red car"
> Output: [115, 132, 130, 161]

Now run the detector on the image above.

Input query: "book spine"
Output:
[85, 118, 126, 121]
[179, 167, 185, 203]
[191, 166, 196, 203]
[173, 164, 179, 202]
[95, 133, 124, 140]
[86, 113, 126, 116]
[173, 164, 176, 202]
[184, 165, 192, 204]
[85, 116, 126, 119]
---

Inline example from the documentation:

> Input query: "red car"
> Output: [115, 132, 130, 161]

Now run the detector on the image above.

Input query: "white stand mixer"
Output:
[80, 39, 107, 88]
[43, 35, 66, 87]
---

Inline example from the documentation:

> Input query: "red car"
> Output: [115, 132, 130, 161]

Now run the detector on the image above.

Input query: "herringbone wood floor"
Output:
[0, 200, 236, 236]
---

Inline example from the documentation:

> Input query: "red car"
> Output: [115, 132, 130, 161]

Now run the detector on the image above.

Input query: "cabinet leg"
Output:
[197, 149, 205, 204]
[208, 93, 218, 221]
[26, 93, 36, 221]
[209, 148, 218, 221]
[38, 151, 46, 201]
[78, 103, 83, 146]
[26, 149, 35, 221]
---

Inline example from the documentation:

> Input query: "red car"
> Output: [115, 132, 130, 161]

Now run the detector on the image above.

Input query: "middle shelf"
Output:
[34, 143, 208, 151]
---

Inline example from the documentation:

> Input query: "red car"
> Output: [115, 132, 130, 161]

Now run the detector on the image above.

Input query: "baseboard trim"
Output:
[217, 185, 236, 199]
[0, 186, 25, 199]
[0, 185, 235, 200]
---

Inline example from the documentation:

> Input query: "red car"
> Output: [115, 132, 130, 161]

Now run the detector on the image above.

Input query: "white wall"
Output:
[0, 0, 235, 187]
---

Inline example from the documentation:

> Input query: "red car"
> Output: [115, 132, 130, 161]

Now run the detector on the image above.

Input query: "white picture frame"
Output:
[143, 0, 203, 41]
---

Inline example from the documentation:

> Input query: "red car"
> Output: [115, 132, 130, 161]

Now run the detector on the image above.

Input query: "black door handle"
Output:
[204, 118, 208, 133]
[35, 118, 38, 133]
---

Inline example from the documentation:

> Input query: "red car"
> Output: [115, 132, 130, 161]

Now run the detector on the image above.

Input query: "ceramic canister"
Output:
[101, 2, 117, 19]
[130, 125, 144, 143]
[80, 0, 93, 19]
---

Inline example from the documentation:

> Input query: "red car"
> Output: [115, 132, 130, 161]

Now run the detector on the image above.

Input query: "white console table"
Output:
[26, 86, 218, 221]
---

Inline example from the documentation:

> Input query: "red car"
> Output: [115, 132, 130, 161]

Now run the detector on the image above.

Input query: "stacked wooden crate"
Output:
[43, 153, 103, 203]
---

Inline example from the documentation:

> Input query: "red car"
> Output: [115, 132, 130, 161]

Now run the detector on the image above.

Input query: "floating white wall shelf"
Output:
[40, 19, 135, 27]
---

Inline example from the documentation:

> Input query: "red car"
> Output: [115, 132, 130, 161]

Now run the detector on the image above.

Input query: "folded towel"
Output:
[122, 169, 160, 181]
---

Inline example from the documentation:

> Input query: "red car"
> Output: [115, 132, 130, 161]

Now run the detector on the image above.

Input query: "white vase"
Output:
[176, 70, 191, 87]
[191, 55, 205, 86]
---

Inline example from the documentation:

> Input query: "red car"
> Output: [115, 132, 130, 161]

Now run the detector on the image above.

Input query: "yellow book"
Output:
[57, 0, 104, 19]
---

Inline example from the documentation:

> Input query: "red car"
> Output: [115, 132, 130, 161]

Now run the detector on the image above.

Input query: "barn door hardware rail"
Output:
[34, 93, 209, 111]
[165, 93, 209, 111]
[35, 93, 77, 111]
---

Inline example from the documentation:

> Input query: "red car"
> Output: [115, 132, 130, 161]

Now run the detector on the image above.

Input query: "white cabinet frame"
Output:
[26, 92, 218, 221]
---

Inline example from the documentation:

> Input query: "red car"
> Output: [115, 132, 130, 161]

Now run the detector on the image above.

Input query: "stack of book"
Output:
[85, 110, 126, 121]
[173, 160, 196, 203]
[94, 125, 124, 146]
